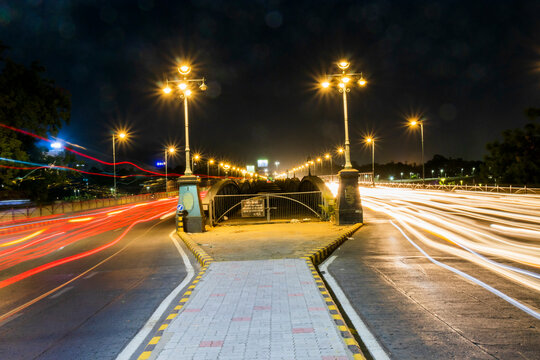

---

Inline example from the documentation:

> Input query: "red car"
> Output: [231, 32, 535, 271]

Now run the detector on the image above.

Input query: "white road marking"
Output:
[159, 211, 176, 220]
[320, 255, 391, 360]
[84, 271, 99, 280]
[116, 230, 194, 360]
[48, 286, 74, 299]
[390, 220, 540, 320]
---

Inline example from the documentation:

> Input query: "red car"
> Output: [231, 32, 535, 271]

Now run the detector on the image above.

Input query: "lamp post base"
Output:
[334, 169, 363, 225]
[177, 175, 205, 233]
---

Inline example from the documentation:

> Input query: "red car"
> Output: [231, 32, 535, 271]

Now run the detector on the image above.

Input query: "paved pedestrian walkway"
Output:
[147, 259, 353, 360]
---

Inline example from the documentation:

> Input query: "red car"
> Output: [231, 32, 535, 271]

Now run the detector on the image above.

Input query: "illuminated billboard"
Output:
[257, 159, 268, 168]
[246, 165, 255, 173]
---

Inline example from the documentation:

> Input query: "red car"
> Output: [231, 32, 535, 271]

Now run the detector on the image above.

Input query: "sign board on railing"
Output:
[241, 198, 265, 217]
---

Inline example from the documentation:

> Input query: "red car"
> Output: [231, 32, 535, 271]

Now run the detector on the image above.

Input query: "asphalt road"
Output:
[328, 188, 540, 359]
[0, 199, 192, 360]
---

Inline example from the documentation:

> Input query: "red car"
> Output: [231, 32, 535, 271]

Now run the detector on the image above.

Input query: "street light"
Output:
[324, 153, 334, 181]
[365, 137, 375, 186]
[320, 61, 367, 169]
[208, 158, 215, 177]
[408, 117, 425, 185]
[316, 157, 321, 175]
[112, 131, 128, 197]
[162, 64, 207, 177]
[165, 146, 176, 192]
[192, 153, 200, 173]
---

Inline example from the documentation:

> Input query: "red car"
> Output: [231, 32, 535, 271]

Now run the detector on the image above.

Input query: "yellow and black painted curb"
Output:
[305, 259, 366, 360]
[176, 230, 214, 267]
[136, 264, 210, 360]
[301, 223, 363, 266]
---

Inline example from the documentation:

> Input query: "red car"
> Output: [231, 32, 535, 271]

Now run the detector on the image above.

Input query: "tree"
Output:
[0, 43, 71, 188]
[482, 121, 540, 185]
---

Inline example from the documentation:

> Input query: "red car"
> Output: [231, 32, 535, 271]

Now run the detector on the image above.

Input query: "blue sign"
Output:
[156, 161, 165, 167]
[177, 204, 184, 212]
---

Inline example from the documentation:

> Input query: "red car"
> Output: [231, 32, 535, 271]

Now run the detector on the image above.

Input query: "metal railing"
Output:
[363, 182, 539, 194]
[0, 190, 179, 223]
[210, 191, 324, 225]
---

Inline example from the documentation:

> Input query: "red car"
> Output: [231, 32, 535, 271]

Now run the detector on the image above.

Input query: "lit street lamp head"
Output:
[184, 89, 192, 97]
[178, 82, 188, 90]
[337, 60, 350, 70]
[163, 86, 172, 94]
[321, 81, 330, 88]
[366, 137, 373, 144]
[358, 76, 367, 87]
[118, 132, 127, 140]
[168, 146, 176, 154]
[178, 65, 191, 75]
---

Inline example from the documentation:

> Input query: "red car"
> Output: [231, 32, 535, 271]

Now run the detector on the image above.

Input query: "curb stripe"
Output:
[301, 223, 365, 359]
[136, 265, 209, 360]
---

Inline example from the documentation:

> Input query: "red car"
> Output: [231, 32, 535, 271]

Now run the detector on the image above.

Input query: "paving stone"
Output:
[152, 259, 352, 359]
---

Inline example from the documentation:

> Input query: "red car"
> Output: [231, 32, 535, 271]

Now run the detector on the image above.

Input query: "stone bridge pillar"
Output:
[177, 176, 205, 233]
[335, 169, 363, 224]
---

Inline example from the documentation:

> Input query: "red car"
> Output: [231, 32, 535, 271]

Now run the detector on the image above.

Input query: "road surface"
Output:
[0, 198, 192, 360]
[327, 188, 540, 359]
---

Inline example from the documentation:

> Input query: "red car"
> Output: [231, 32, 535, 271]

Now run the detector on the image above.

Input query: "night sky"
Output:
[1, 0, 539, 171]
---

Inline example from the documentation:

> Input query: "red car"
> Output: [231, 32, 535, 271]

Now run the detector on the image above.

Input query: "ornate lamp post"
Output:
[162, 65, 207, 176]
[162, 64, 208, 232]
[320, 60, 367, 224]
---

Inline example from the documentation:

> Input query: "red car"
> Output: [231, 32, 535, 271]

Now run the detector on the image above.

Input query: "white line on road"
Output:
[48, 286, 74, 299]
[320, 255, 390, 360]
[116, 230, 194, 360]
[159, 211, 176, 220]
[84, 271, 99, 280]
[390, 220, 540, 321]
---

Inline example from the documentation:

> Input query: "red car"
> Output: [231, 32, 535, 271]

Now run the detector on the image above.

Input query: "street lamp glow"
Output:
[365, 137, 373, 144]
[338, 61, 350, 70]
[178, 65, 191, 75]
[337, 147, 344, 154]
[341, 76, 350, 83]
[338, 82, 346, 88]
[209, 159, 215, 164]
[184, 89, 192, 96]
[163, 86, 172, 94]
[168, 146, 176, 154]
[358, 76, 367, 87]
[118, 132, 127, 139]
[321, 81, 330, 88]
[178, 82, 188, 90]
[324, 153, 330, 159]
[51, 141, 62, 149]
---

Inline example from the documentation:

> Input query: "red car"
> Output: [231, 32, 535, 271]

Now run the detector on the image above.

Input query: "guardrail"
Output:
[0, 191, 179, 223]
[361, 182, 539, 194]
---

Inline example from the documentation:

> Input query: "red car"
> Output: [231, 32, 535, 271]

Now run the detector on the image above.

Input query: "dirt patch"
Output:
[187, 221, 352, 261]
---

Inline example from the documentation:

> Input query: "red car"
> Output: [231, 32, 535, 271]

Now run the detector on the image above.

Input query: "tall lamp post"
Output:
[162, 65, 207, 176]
[365, 137, 375, 186]
[320, 60, 367, 224]
[165, 146, 176, 192]
[208, 158, 214, 177]
[112, 131, 127, 197]
[324, 153, 333, 181]
[321, 62, 367, 169]
[408, 118, 425, 185]
[162, 64, 208, 233]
